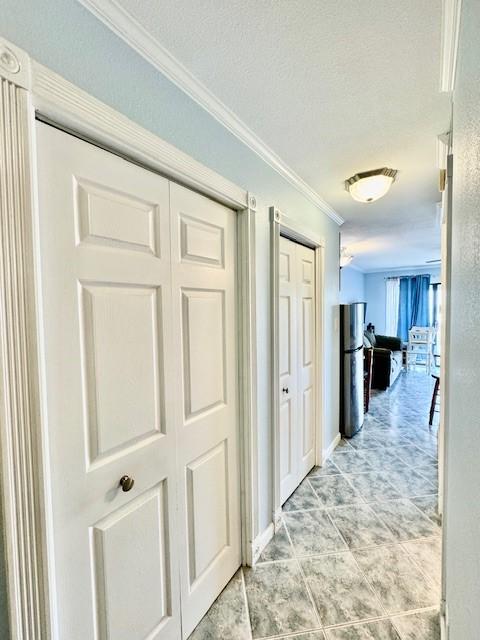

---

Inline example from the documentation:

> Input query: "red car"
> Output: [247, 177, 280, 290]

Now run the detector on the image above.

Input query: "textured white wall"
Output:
[445, 1, 480, 636]
[339, 267, 366, 304]
[364, 266, 441, 335]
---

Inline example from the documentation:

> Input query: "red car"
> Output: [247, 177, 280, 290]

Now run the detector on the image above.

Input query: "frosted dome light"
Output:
[345, 168, 397, 203]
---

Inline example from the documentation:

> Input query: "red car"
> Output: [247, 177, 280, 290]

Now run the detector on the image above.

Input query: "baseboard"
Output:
[273, 506, 283, 530]
[440, 602, 449, 640]
[251, 433, 341, 565]
[251, 522, 275, 565]
[440, 614, 448, 640]
[322, 432, 341, 463]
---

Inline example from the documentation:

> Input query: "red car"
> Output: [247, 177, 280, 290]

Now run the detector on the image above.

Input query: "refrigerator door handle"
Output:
[345, 345, 363, 355]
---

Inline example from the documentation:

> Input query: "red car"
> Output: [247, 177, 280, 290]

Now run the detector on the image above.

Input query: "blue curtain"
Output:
[397, 274, 431, 341]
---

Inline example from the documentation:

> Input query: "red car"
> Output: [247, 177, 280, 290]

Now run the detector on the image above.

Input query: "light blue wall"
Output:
[2, 0, 339, 224]
[445, 1, 480, 636]
[364, 266, 441, 335]
[339, 267, 365, 304]
[1, 0, 342, 623]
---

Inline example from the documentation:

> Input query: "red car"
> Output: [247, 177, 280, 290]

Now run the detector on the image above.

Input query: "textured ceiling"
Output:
[109, 0, 451, 271]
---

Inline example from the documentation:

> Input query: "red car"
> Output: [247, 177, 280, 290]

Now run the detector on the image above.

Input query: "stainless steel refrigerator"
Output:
[340, 303, 365, 437]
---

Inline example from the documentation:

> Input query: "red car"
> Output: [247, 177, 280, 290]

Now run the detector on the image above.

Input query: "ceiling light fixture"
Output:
[345, 168, 397, 203]
[340, 247, 354, 268]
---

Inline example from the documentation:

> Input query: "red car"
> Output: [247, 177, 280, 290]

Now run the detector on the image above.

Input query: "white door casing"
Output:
[0, 39, 264, 640]
[279, 237, 299, 503]
[35, 123, 240, 639]
[279, 237, 316, 504]
[169, 183, 241, 639]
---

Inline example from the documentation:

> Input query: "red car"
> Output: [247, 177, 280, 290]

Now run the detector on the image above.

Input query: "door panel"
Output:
[186, 441, 229, 582]
[36, 122, 180, 640]
[80, 283, 164, 463]
[279, 238, 316, 504]
[279, 238, 299, 503]
[170, 183, 240, 639]
[296, 244, 316, 477]
[182, 289, 226, 417]
[92, 485, 171, 640]
[37, 123, 241, 640]
[76, 178, 160, 254]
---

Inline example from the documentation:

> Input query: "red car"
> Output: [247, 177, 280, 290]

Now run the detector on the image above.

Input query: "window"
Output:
[385, 277, 400, 336]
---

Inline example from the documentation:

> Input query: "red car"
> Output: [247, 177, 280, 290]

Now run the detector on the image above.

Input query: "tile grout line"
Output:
[325, 509, 394, 625]
[331, 413, 442, 630]
[240, 567, 254, 640]
[281, 510, 324, 631]
[308, 463, 370, 508]
[304, 476, 328, 511]
[254, 374, 441, 640]
[399, 538, 443, 592]
[255, 530, 441, 564]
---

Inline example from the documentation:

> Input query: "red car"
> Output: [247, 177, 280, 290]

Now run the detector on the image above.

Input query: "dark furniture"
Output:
[429, 374, 440, 426]
[429, 355, 441, 426]
[364, 347, 373, 412]
[365, 331, 403, 390]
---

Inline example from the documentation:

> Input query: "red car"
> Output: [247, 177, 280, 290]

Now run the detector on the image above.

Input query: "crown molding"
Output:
[363, 263, 441, 274]
[440, 0, 462, 92]
[77, 0, 344, 225]
[344, 263, 365, 274]
[31, 61, 248, 210]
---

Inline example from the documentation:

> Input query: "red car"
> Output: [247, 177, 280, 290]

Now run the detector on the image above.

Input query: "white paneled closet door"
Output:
[279, 237, 316, 505]
[169, 183, 241, 639]
[35, 122, 240, 640]
[296, 243, 316, 480]
[279, 237, 300, 503]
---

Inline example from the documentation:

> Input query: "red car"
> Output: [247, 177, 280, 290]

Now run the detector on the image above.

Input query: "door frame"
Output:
[270, 206, 326, 526]
[0, 36, 258, 640]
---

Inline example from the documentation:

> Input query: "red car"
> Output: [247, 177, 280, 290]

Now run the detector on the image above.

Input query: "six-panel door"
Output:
[279, 237, 299, 503]
[169, 183, 240, 638]
[279, 237, 316, 505]
[35, 122, 240, 640]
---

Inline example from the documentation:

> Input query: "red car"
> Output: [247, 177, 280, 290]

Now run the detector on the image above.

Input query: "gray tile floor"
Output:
[189, 371, 441, 640]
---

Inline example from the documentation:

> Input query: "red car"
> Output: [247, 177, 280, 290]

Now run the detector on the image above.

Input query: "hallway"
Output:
[190, 371, 441, 639]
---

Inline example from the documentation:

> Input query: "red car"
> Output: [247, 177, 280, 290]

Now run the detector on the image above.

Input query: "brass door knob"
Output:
[119, 475, 135, 492]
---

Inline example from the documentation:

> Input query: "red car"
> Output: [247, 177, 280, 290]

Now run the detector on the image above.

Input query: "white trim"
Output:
[270, 206, 327, 519]
[0, 48, 50, 639]
[237, 196, 259, 567]
[440, 155, 453, 612]
[437, 132, 451, 170]
[440, 603, 449, 640]
[31, 62, 247, 211]
[344, 263, 365, 274]
[77, 0, 344, 226]
[362, 264, 442, 274]
[0, 36, 259, 638]
[322, 433, 341, 463]
[250, 523, 274, 565]
[440, 0, 462, 92]
[278, 212, 325, 249]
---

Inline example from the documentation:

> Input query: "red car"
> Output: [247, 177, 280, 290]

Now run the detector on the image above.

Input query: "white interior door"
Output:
[279, 237, 316, 505]
[35, 123, 241, 640]
[296, 243, 316, 479]
[36, 123, 180, 640]
[279, 237, 299, 503]
[169, 183, 240, 639]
